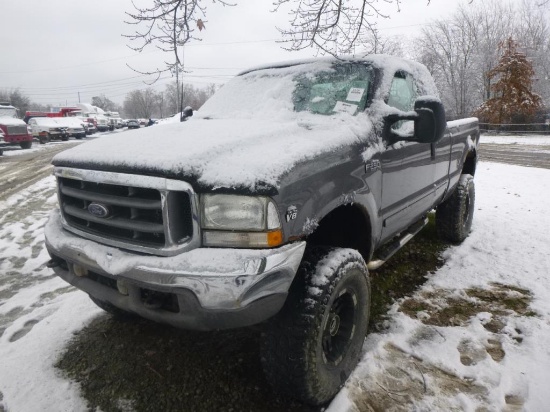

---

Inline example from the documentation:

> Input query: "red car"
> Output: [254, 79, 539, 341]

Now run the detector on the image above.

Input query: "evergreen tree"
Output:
[475, 37, 542, 124]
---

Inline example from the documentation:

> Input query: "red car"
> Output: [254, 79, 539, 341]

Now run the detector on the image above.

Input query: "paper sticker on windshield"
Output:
[333, 101, 358, 115]
[346, 88, 365, 102]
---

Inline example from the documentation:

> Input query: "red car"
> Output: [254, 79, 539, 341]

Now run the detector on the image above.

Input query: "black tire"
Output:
[61, 135, 69, 141]
[89, 295, 136, 320]
[261, 247, 371, 405]
[39, 135, 48, 144]
[436, 174, 475, 243]
[20, 141, 32, 149]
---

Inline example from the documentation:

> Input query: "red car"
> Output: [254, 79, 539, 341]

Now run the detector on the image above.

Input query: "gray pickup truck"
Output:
[44, 55, 479, 405]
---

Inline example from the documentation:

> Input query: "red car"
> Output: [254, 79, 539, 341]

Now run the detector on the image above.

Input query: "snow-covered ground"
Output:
[481, 134, 550, 145]
[0, 161, 549, 411]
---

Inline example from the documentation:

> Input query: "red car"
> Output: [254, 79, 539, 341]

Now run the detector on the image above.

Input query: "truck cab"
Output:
[0, 102, 34, 153]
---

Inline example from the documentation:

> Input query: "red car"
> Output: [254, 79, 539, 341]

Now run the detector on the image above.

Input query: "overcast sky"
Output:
[0, 0, 502, 107]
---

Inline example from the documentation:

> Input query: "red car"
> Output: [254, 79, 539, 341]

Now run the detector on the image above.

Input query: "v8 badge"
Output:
[286, 206, 298, 222]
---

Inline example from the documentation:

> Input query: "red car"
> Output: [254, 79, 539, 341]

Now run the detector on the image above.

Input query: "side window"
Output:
[387, 72, 417, 112]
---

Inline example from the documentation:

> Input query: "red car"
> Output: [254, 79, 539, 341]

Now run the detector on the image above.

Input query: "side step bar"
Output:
[367, 217, 429, 271]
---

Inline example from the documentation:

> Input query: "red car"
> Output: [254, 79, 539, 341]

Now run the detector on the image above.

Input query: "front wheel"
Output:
[39, 135, 49, 144]
[20, 141, 32, 149]
[436, 174, 475, 243]
[261, 247, 371, 405]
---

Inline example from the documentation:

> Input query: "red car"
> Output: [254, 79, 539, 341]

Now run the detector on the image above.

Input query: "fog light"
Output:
[117, 280, 129, 296]
[73, 264, 88, 277]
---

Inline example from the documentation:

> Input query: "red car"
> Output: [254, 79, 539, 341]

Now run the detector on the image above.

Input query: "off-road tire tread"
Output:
[436, 174, 475, 243]
[261, 246, 370, 405]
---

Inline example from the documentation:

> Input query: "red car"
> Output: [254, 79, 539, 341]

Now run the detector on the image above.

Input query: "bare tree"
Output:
[92, 94, 118, 112]
[0, 89, 31, 115]
[358, 29, 404, 56]
[416, 10, 478, 118]
[272, 0, 404, 56]
[123, 88, 158, 119]
[124, 0, 234, 116]
[516, 0, 550, 104]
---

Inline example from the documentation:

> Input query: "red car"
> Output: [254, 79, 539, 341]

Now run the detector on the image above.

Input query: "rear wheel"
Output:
[261, 247, 371, 405]
[39, 135, 49, 144]
[436, 174, 475, 243]
[61, 135, 69, 141]
[20, 141, 32, 149]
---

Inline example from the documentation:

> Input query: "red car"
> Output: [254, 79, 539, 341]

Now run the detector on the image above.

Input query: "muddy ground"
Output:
[53, 219, 447, 412]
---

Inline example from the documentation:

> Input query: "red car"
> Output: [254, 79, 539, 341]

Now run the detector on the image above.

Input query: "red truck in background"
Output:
[25, 107, 97, 136]
[24, 107, 81, 122]
[0, 102, 34, 155]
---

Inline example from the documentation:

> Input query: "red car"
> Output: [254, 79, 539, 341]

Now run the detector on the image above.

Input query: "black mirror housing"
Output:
[384, 97, 446, 145]
[413, 97, 446, 144]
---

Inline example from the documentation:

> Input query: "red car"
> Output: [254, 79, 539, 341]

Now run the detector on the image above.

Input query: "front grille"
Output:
[7, 125, 28, 135]
[58, 176, 193, 249]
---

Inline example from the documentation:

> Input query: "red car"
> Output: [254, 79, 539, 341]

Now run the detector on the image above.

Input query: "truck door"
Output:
[379, 71, 436, 242]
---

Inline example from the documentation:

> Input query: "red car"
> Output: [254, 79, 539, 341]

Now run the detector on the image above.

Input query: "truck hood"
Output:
[52, 116, 372, 192]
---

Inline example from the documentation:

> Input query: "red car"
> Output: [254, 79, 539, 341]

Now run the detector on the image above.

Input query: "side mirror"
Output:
[413, 97, 446, 144]
[385, 96, 446, 145]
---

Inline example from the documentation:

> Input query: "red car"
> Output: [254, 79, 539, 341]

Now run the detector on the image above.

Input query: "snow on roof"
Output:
[239, 54, 439, 98]
[30, 117, 64, 127]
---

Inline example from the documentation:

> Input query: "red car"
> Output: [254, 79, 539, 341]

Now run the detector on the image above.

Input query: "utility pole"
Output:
[78, 92, 81, 103]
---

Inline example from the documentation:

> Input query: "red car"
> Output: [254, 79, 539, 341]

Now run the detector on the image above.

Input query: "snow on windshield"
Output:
[199, 60, 373, 119]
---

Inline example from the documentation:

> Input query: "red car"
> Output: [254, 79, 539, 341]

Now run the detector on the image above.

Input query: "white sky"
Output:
[0, 0, 512, 106]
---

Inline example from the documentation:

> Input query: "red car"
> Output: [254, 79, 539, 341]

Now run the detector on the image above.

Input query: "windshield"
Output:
[293, 64, 372, 115]
[199, 61, 373, 119]
[0, 107, 18, 118]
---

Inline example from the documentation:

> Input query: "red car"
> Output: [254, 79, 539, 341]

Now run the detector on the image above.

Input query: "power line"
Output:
[0, 39, 275, 74]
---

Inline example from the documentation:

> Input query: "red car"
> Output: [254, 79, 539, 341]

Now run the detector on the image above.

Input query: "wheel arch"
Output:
[305, 203, 374, 263]
[462, 148, 477, 176]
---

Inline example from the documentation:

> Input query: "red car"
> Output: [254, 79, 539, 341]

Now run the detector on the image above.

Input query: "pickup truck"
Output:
[27, 117, 70, 143]
[44, 55, 479, 405]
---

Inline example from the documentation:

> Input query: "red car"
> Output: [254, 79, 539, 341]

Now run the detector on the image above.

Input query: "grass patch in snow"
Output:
[399, 283, 535, 331]
[368, 214, 447, 331]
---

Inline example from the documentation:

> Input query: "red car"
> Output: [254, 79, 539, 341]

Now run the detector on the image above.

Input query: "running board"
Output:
[367, 217, 429, 271]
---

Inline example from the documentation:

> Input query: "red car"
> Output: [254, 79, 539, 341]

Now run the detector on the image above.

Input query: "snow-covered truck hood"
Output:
[52, 115, 370, 192]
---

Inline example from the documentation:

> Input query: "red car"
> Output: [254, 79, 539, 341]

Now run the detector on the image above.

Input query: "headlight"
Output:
[201, 194, 282, 248]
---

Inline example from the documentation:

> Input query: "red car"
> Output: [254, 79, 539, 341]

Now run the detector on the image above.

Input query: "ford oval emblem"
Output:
[88, 203, 111, 218]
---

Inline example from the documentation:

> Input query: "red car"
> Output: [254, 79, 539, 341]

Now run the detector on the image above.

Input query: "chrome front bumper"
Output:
[44, 210, 306, 330]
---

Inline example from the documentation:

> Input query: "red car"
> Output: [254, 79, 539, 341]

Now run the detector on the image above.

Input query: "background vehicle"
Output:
[126, 119, 140, 129]
[57, 117, 86, 139]
[28, 117, 68, 143]
[45, 56, 479, 406]
[0, 102, 34, 151]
